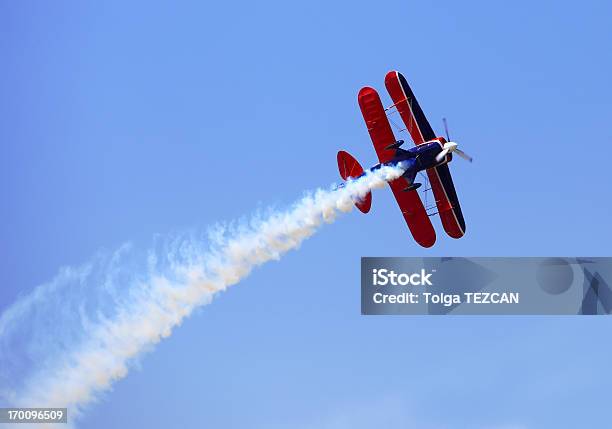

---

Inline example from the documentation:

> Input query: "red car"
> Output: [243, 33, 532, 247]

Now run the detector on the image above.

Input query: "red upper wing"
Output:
[385, 71, 466, 239]
[357, 86, 436, 248]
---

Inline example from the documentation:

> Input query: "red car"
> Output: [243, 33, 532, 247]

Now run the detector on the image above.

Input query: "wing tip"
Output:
[384, 70, 400, 82]
[417, 237, 436, 248]
[445, 224, 466, 239]
[358, 86, 378, 99]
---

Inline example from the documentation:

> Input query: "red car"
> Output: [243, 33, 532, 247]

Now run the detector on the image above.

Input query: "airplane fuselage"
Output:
[370, 138, 450, 187]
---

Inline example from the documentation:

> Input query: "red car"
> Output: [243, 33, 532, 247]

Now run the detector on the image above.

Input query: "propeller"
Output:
[443, 117, 451, 141]
[454, 147, 473, 162]
[435, 118, 473, 163]
[435, 142, 473, 163]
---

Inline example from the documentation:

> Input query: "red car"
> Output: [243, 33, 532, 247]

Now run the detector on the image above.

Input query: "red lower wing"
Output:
[357, 87, 396, 164]
[388, 178, 436, 248]
[357, 86, 436, 247]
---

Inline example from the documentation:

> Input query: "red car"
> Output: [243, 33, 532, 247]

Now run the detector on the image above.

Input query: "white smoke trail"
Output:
[0, 163, 405, 421]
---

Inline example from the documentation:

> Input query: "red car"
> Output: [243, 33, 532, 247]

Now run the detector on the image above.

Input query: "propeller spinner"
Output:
[436, 142, 473, 163]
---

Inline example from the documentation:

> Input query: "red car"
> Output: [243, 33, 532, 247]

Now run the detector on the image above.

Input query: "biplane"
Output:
[337, 70, 471, 248]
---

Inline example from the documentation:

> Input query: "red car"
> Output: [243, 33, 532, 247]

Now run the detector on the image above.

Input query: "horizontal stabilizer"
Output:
[336, 150, 371, 213]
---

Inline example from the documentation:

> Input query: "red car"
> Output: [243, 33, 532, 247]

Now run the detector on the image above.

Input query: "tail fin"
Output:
[337, 150, 372, 214]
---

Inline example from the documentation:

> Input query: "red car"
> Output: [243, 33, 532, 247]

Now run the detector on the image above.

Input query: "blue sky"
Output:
[1, 0, 611, 428]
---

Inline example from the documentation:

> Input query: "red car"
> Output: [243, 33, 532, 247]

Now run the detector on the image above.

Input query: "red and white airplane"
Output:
[337, 70, 470, 248]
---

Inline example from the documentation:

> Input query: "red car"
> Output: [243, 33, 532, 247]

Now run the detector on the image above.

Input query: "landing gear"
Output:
[384, 139, 405, 150]
[403, 183, 421, 192]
